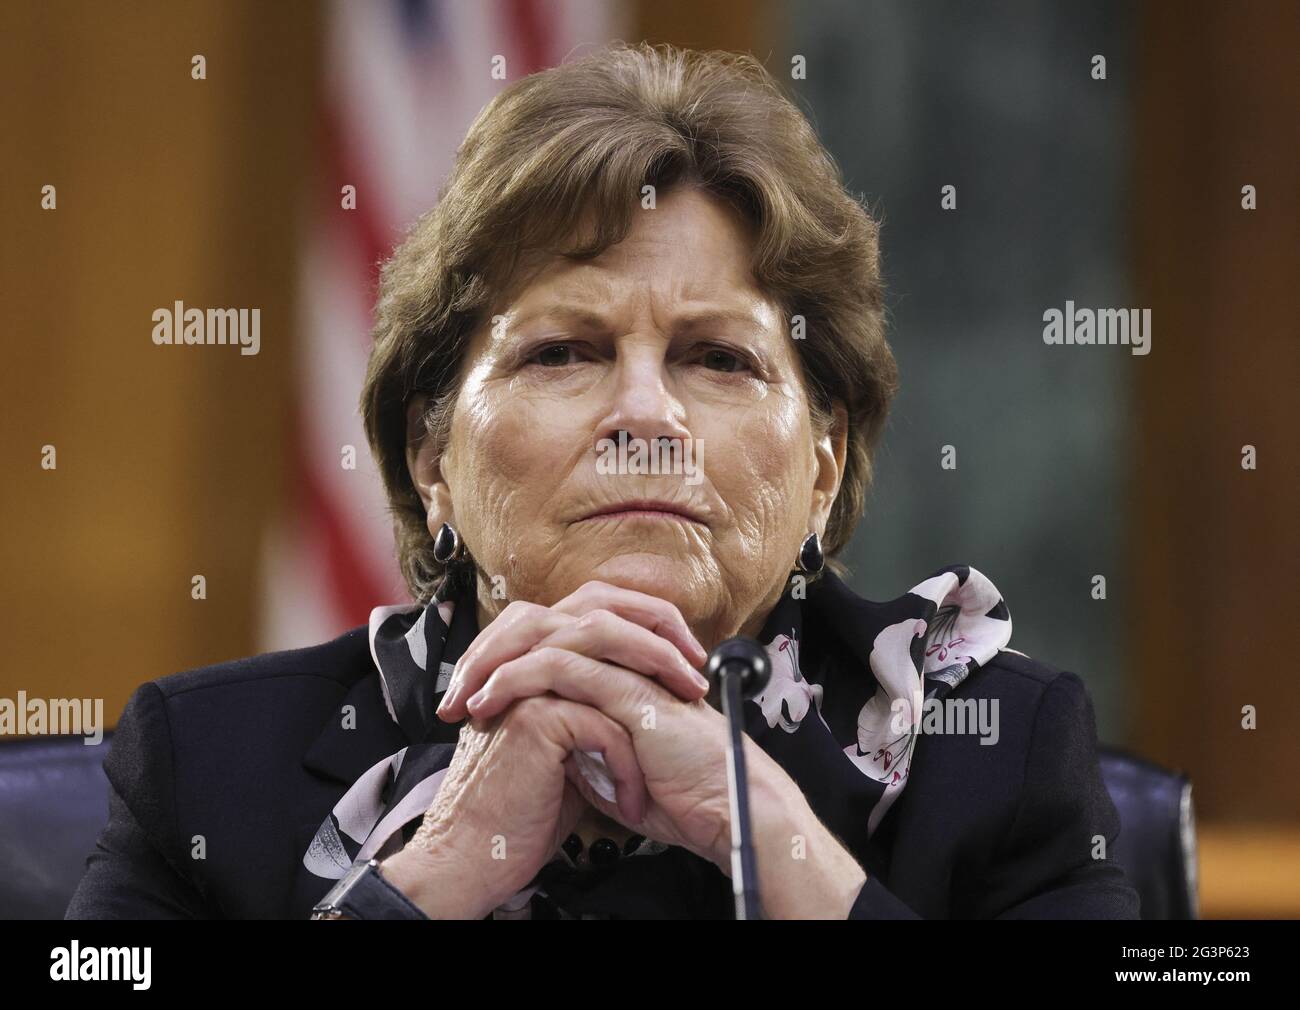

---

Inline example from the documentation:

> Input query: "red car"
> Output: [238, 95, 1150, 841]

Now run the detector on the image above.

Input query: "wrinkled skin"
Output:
[408, 185, 846, 645]
[386, 186, 851, 916]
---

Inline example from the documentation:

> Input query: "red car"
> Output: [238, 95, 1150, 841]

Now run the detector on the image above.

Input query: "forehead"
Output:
[502, 187, 772, 318]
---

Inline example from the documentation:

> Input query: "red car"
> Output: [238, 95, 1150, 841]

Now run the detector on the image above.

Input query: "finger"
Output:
[554, 775, 592, 850]
[545, 697, 647, 825]
[466, 646, 667, 733]
[552, 581, 708, 668]
[441, 583, 709, 722]
[533, 609, 709, 703]
[563, 754, 622, 826]
[438, 601, 573, 720]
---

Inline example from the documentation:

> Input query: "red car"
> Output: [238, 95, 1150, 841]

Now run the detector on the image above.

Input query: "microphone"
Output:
[704, 636, 771, 920]
[705, 636, 771, 700]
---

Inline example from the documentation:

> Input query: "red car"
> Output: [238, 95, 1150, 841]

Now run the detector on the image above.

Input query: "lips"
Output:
[577, 499, 708, 525]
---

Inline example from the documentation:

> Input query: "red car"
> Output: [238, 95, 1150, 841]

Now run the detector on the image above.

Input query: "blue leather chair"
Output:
[1097, 746, 1199, 919]
[0, 734, 1197, 919]
[0, 734, 113, 919]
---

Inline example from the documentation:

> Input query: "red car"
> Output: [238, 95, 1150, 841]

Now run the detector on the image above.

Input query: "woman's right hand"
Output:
[379, 693, 648, 919]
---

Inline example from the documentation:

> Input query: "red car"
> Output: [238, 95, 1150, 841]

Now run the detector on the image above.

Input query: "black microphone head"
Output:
[705, 636, 771, 699]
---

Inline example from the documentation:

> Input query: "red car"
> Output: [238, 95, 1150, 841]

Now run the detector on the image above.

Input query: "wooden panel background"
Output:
[1131, 0, 1300, 914]
[0, 3, 319, 718]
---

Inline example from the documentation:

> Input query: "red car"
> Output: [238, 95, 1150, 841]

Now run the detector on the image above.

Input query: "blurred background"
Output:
[1, 0, 1296, 917]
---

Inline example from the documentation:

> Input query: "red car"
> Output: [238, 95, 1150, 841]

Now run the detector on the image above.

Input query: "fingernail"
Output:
[693, 671, 710, 691]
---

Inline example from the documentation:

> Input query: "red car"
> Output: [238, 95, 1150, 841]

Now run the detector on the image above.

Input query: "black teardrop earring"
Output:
[796, 531, 824, 576]
[432, 522, 464, 564]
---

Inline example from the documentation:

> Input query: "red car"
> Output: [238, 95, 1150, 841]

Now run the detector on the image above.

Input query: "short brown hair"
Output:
[361, 42, 898, 604]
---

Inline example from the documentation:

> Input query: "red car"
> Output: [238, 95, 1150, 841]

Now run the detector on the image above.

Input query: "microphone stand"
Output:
[707, 638, 771, 921]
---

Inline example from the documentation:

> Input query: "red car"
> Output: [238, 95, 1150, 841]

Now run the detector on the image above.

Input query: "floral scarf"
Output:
[302, 564, 1013, 917]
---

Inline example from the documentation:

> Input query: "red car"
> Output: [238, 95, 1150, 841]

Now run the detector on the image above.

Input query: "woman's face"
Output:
[408, 186, 846, 647]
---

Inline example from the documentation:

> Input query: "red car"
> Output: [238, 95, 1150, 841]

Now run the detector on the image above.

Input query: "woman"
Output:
[67, 43, 1138, 919]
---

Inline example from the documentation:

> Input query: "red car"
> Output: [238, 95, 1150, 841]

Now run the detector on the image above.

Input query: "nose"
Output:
[594, 342, 692, 456]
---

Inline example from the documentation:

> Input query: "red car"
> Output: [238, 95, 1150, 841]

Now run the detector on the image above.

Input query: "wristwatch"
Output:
[310, 858, 430, 920]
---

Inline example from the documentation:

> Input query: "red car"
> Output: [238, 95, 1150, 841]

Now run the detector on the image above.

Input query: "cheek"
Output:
[448, 385, 575, 536]
[462, 399, 536, 483]
[702, 391, 813, 542]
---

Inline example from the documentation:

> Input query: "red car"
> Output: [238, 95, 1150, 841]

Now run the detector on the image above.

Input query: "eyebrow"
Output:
[672, 308, 770, 336]
[510, 304, 608, 332]
[511, 303, 771, 337]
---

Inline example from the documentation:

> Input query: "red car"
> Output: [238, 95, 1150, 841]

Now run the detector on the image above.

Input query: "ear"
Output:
[808, 401, 848, 536]
[405, 395, 455, 532]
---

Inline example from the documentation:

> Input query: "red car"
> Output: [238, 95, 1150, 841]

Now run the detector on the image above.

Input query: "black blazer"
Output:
[66, 575, 1139, 920]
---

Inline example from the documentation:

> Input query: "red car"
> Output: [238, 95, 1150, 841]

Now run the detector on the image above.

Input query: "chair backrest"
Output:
[0, 734, 113, 919]
[1097, 745, 1199, 919]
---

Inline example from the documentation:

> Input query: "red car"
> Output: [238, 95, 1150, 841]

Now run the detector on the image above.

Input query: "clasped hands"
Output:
[381, 581, 865, 919]
[437, 580, 776, 863]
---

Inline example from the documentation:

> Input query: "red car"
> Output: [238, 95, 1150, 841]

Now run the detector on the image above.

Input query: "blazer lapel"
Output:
[302, 671, 410, 785]
[291, 671, 412, 917]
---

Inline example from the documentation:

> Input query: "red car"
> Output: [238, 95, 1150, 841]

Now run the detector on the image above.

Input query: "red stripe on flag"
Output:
[507, 0, 554, 74]
[293, 415, 395, 629]
[319, 105, 396, 318]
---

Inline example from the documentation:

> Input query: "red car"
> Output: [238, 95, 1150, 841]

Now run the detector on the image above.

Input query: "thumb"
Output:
[553, 770, 589, 849]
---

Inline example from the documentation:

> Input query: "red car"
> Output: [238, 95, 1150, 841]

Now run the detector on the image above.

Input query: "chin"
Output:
[578, 552, 713, 616]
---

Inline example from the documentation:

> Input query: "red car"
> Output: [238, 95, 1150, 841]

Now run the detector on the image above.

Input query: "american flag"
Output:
[259, 0, 625, 651]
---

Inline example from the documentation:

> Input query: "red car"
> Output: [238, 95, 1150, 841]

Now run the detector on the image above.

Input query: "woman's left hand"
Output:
[440, 581, 801, 869]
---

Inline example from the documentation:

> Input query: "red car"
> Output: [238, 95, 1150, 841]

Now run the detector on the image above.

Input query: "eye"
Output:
[527, 343, 581, 367]
[696, 346, 749, 373]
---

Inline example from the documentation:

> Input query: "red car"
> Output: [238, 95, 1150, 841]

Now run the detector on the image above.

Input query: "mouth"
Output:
[575, 499, 708, 526]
